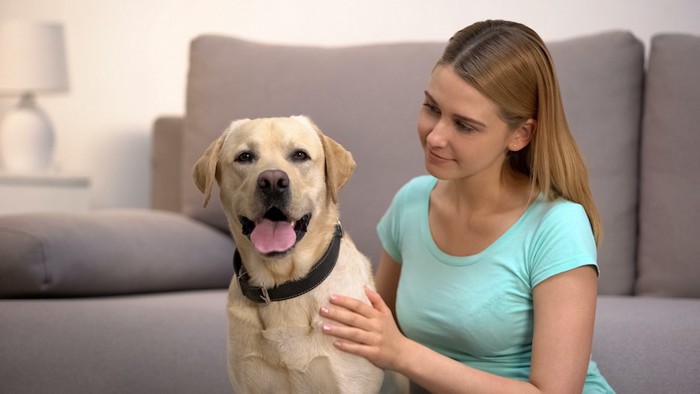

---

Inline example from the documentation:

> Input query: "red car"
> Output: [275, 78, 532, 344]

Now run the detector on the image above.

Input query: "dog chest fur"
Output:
[226, 244, 383, 393]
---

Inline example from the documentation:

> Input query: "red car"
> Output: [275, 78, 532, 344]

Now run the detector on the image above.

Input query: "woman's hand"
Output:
[320, 286, 409, 370]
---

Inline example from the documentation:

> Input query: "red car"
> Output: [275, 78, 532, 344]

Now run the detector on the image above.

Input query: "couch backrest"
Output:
[549, 32, 645, 294]
[180, 31, 644, 295]
[636, 34, 700, 297]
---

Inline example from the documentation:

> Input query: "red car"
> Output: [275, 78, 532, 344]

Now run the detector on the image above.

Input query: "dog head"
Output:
[193, 116, 355, 257]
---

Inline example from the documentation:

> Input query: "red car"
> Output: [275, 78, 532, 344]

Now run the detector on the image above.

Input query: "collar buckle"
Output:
[260, 287, 271, 304]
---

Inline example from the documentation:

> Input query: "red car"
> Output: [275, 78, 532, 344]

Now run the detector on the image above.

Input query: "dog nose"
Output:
[257, 170, 289, 195]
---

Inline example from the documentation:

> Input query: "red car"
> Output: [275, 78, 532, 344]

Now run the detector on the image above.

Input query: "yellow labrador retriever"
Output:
[193, 116, 384, 393]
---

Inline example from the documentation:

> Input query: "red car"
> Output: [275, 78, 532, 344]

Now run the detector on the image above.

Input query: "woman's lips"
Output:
[427, 148, 451, 164]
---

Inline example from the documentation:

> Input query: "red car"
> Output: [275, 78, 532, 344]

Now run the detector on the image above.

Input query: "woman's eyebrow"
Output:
[424, 91, 487, 128]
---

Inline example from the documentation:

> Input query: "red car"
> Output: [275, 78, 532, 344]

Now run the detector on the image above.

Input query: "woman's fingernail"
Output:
[320, 306, 329, 314]
[322, 324, 331, 332]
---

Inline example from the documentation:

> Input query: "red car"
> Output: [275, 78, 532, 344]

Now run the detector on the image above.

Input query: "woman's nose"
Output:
[426, 119, 449, 147]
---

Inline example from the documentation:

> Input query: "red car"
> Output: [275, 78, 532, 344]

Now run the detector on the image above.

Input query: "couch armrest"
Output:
[151, 116, 184, 212]
[0, 210, 234, 297]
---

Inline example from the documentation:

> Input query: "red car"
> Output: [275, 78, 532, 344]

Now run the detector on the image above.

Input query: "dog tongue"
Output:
[250, 219, 296, 254]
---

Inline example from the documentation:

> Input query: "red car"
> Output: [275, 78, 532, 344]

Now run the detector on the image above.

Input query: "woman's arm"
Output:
[373, 250, 402, 318]
[320, 265, 598, 394]
[529, 265, 598, 392]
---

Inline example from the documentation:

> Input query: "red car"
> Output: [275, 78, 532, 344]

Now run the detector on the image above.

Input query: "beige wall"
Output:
[1, 0, 699, 209]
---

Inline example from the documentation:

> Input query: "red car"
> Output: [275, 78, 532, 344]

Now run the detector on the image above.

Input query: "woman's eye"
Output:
[292, 150, 310, 162]
[423, 101, 440, 114]
[455, 121, 474, 132]
[235, 151, 255, 163]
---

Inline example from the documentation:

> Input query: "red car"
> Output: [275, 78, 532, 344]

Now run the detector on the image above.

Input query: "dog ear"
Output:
[193, 119, 250, 207]
[192, 135, 225, 208]
[319, 132, 356, 205]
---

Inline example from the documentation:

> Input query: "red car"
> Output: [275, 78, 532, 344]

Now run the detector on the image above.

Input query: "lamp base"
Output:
[0, 93, 55, 173]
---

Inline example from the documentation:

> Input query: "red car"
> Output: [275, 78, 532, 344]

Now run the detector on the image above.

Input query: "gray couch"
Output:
[2, 30, 700, 394]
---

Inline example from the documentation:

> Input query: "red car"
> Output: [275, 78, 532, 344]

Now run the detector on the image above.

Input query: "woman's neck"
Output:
[434, 169, 533, 215]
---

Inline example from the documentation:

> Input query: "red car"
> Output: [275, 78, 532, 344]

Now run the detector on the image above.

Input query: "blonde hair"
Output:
[438, 20, 602, 245]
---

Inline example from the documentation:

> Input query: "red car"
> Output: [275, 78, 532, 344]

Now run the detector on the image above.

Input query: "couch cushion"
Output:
[0, 290, 231, 393]
[549, 32, 645, 295]
[0, 210, 233, 297]
[636, 34, 700, 297]
[181, 33, 644, 296]
[593, 296, 700, 393]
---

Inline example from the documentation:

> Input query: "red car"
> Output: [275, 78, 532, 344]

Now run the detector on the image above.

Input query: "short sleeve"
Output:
[377, 189, 403, 264]
[529, 201, 598, 287]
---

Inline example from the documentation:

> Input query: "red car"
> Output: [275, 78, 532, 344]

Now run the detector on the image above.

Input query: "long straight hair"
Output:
[438, 20, 602, 245]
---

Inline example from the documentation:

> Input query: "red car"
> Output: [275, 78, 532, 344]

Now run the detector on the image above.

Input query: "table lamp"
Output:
[0, 21, 68, 173]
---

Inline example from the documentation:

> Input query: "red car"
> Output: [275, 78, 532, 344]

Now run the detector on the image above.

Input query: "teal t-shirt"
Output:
[377, 176, 614, 393]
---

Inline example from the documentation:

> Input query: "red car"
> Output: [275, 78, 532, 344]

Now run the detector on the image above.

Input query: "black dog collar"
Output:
[233, 224, 343, 304]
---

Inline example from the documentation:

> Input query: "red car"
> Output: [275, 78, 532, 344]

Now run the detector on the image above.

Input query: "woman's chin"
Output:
[424, 162, 455, 180]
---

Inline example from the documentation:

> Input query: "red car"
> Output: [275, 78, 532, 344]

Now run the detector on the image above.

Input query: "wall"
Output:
[1, 0, 698, 209]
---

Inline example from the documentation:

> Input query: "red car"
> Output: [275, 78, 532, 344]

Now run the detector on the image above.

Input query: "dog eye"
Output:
[235, 151, 255, 163]
[292, 150, 310, 162]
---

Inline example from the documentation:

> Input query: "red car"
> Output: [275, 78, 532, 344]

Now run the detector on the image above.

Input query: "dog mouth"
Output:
[239, 207, 311, 257]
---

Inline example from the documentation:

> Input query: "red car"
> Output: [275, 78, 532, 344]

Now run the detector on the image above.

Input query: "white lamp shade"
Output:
[0, 21, 68, 93]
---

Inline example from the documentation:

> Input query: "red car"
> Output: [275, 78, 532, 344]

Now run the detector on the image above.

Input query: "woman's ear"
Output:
[509, 119, 536, 152]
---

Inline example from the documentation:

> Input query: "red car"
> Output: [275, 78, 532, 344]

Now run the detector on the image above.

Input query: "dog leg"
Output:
[231, 356, 291, 394]
[288, 356, 340, 394]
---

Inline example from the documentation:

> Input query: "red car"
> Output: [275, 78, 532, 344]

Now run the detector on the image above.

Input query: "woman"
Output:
[319, 20, 614, 393]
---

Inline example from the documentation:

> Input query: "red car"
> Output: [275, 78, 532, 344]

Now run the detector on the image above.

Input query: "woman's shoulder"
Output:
[386, 175, 436, 212]
[531, 197, 587, 220]
[527, 196, 592, 236]
[396, 175, 436, 196]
